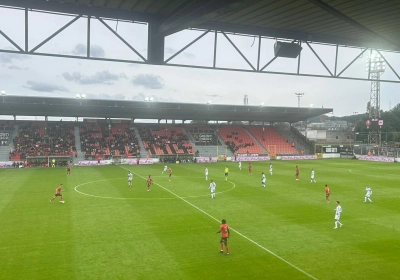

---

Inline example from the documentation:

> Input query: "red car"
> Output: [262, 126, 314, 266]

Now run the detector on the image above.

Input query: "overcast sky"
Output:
[1, 7, 400, 118]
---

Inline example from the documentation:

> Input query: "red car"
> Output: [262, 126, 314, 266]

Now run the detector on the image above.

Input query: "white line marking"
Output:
[121, 166, 318, 280]
[73, 177, 235, 200]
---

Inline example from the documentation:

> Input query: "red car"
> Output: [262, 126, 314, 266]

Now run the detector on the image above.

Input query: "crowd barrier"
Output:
[358, 156, 395, 163]
[231, 156, 270, 161]
[280, 155, 317, 160]
[0, 161, 12, 168]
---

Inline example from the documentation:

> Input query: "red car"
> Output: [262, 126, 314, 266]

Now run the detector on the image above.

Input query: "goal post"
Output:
[112, 155, 122, 165]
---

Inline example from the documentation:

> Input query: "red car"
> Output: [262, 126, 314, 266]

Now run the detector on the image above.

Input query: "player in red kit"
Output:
[295, 165, 300, 181]
[50, 184, 64, 203]
[168, 168, 172, 181]
[66, 164, 71, 176]
[248, 163, 252, 175]
[325, 184, 331, 203]
[216, 219, 230, 255]
[147, 175, 153, 192]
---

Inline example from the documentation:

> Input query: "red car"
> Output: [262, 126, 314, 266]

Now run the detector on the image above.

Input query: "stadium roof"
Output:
[3, 0, 400, 51]
[0, 96, 332, 122]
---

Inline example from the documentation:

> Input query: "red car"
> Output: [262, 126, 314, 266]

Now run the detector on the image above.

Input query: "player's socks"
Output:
[226, 246, 229, 254]
[220, 244, 223, 250]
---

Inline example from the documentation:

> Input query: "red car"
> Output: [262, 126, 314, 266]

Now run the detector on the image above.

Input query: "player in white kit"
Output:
[205, 166, 208, 180]
[128, 172, 133, 186]
[261, 172, 266, 188]
[209, 180, 216, 199]
[238, 161, 242, 170]
[269, 163, 273, 175]
[364, 186, 372, 203]
[310, 168, 316, 183]
[334, 201, 343, 229]
[162, 165, 168, 174]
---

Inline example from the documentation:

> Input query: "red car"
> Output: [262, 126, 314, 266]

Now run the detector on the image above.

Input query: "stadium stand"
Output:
[11, 122, 75, 160]
[80, 123, 140, 159]
[138, 125, 194, 155]
[80, 123, 107, 159]
[217, 126, 265, 154]
[107, 123, 140, 157]
[246, 126, 299, 155]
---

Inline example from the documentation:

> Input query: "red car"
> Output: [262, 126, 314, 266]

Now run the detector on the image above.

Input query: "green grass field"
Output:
[1, 159, 399, 280]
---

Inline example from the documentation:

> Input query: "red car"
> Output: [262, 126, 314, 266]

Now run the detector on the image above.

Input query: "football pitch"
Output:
[1, 159, 399, 280]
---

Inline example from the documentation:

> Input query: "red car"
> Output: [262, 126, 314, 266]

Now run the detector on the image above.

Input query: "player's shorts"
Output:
[220, 237, 228, 244]
[326, 194, 330, 197]
[169, 174, 172, 177]
[67, 169, 71, 171]
[311, 176, 314, 179]
[205, 173, 208, 176]
[55, 193, 62, 197]
[210, 189, 215, 193]
[225, 173, 228, 176]
[295, 173, 299, 176]
[128, 179, 132, 182]
[335, 214, 340, 220]
[262, 180, 266, 183]
[365, 194, 371, 198]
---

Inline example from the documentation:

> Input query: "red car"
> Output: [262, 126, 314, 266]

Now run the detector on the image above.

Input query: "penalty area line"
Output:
[121, 166, 318, 280]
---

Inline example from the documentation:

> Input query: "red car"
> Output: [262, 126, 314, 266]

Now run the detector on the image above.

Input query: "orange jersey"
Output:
[325, 186, 330, 194]
[296, 167, 300, 174]
[67, 165, 70, 170]
[147, 178, 153, 185]
[56, 186, 62, 194]
[220, 224, 229, 238]
[248, 164, 252, 169]
[168, 168, 172, 175]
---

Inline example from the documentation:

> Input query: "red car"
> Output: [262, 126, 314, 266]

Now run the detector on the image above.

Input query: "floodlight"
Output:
[1, 91, 5, 95]
[149, 97, 154, 101]
[81, 94, 86, 98]
[207, 100, 212, 104]
[144, 97, 149, 101]
[76, 94, 81, 98]
[260, 102, 264, 106]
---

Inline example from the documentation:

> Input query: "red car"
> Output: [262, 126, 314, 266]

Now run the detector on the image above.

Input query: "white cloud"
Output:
[62, 70, 127, 85]
[131, 74, 164, 89]
[71, 43, 106, 58]
[24, 81, 68, 92]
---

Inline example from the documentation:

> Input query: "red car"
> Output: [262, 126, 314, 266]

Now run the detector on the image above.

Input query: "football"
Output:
[61, 201, 65, 204]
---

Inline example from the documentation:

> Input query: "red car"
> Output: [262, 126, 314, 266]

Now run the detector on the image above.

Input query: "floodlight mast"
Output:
[366, 53, 385, 147]
[295, 93, 304, 107]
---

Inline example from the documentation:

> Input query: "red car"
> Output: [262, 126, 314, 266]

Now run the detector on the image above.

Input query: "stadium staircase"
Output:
[181, 127, 197, 143]
[243, 127, 269, 154]
[275, 124, 313, 154]
[74, 126, 85, 162]
[132, 126, 148, 156]
[192, 129, 234, 157]
[0, 125, 19, 161]
[0, 145, 10, 161]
